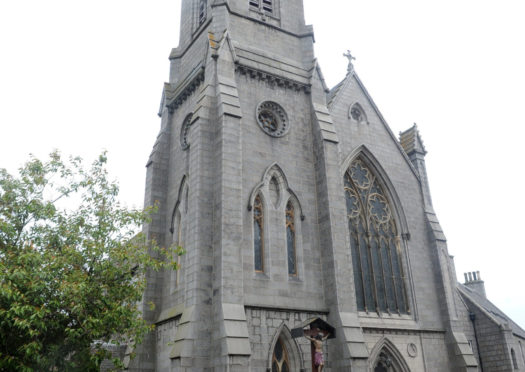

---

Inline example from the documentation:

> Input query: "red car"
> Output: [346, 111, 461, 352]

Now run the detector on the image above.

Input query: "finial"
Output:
[344, 50, 356, 74]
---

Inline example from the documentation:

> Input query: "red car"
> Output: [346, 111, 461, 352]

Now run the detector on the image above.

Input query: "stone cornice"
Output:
[235, 63, 311, 94]
[165, 63, 205, 113]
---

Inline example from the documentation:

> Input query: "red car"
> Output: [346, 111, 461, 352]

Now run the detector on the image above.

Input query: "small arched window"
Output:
[344, 158, 409, 314]
[349, 102, 368, 125]
[272, 337, 290, 372]
[512, 348, 518, 369]
[285, 201, 297, 276]
[254, 194, 265, 272]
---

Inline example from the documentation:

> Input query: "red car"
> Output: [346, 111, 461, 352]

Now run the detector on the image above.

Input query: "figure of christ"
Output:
[305, 331, 329, 372]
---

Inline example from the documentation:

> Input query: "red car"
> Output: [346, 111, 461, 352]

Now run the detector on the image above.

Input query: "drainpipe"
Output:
[470, 312, 484, 372]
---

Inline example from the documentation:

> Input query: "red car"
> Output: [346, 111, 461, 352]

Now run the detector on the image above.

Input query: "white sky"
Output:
[1, 1, 524, 327]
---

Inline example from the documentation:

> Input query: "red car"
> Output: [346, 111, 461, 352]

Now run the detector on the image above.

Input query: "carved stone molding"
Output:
[235, 63, 311, 94]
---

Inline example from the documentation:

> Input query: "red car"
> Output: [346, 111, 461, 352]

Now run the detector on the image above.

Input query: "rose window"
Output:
[256, 101, 289, 137]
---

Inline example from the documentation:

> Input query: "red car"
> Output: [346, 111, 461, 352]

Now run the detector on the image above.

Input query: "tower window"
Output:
[344, 158, 409, 314]
[262, 0, 273, 12]
[199, 0, 207, 25]
[250, 0, 273, 14]
[254, 194, 265, 272]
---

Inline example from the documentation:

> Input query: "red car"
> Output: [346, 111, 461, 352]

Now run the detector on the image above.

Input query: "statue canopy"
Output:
[291, 318, 336, 340]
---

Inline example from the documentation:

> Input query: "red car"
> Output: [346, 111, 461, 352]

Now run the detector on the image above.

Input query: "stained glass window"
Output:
[254, 194, 264, 272]
[286, 201, 297, 276]
[344, 158, 409, 314]
[272, 338, 290, 372]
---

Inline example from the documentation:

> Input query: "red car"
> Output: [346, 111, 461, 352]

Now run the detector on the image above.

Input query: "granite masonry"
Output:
[124, 1, 525, 371]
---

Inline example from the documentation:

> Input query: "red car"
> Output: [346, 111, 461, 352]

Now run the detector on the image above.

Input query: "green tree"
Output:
[0, 152, 181, 371]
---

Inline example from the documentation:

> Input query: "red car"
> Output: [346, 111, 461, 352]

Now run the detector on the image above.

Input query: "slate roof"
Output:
[326, 77, 346, 108]
[458, 283, 525, 339]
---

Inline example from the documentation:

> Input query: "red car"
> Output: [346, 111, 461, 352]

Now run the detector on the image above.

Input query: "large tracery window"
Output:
[254, 194, 265, 272]
[344, 158, 409, 314]
[285, 201, 297, 276]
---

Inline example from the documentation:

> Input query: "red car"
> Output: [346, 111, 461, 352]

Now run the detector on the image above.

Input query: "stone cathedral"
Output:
[126, 0, 525, 371]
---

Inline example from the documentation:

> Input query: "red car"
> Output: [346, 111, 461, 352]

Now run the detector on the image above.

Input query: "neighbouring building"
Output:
[125, 0, 525, 371]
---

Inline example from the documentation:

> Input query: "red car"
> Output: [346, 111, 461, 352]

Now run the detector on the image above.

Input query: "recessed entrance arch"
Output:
[369, 338, 410, 372]
[268, 323, 305, 372]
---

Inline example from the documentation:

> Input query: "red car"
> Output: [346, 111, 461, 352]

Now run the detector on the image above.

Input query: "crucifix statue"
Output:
[304, 327, 330, 372]
[291, 317, 335, 372]
[344, 50, 356, 74]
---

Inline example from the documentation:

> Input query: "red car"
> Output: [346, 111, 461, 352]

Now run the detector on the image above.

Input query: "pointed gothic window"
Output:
[344, 158, 409, 314]
[272, 338, 290, 372]
[254, 194, 265, 272]
[199, 0, 207, 25]
[286, 201, 297, 276]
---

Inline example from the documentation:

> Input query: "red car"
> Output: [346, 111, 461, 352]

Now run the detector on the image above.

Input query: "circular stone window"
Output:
[256, 101, 289, 137]
[180, 113, 193, 150]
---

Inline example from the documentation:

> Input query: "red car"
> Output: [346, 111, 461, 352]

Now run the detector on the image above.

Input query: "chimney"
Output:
[463, 271, 487, 298]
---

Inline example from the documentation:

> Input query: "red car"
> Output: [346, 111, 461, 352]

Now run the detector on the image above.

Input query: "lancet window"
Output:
[198, 0, 207, 25]
[254, 194, 265, 272]
[511, 348, 518, 369]
[344, 158, 409, 314]
[272, 337, 290, 372]
[285, 201, 297, 276]
[172, 210, 182, 288]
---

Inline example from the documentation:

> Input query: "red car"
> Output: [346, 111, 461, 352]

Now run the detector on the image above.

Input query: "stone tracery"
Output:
[344, 158, 409, 314]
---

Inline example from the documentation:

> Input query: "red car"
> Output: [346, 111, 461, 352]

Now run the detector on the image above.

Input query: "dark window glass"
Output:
[286, 201, 297, 276]
[359, 220, 375, 311]
[370, 226, 387, 312]
[344, 158, 409, 314]
[272, 338, 290, 372]
[262, 0, 273, 12]
[381, 237, 396, 312]
[254, 195, 264, 272]
[350, 226, 365, 311]
[375, 364, 388, 372]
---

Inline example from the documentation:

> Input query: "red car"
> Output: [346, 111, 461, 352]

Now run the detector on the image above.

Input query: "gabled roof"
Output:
[458, 283, 525, 339]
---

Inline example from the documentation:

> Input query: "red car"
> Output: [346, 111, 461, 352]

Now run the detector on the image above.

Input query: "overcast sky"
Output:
[1, 1, 524, 327]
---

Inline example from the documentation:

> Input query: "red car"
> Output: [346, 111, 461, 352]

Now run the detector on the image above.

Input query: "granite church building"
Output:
[126, 0, 525, 371]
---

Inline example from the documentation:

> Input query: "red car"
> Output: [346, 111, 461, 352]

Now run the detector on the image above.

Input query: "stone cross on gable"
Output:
[344, 50, 356, 74]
